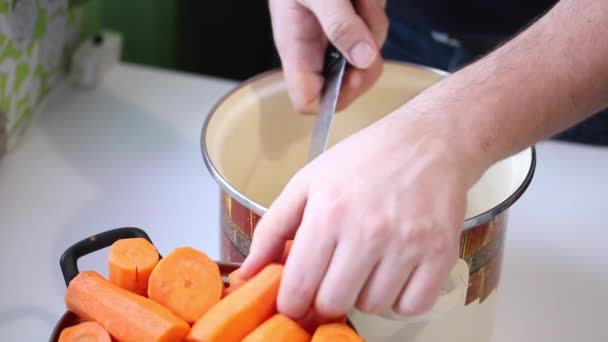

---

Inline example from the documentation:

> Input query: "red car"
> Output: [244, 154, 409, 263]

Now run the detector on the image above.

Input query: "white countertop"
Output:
[1, 63, 607, 341]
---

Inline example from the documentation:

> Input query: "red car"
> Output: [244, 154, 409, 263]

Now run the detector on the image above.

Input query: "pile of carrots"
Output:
[59, 238, 365, 342]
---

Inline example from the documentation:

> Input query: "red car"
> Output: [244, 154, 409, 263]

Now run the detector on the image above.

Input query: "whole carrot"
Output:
[65, 270, 190, 342]
[186, 264, 283, 342]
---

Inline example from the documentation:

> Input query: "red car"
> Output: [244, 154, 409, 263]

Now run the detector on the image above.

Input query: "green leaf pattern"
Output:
[1, 0, 85, 141]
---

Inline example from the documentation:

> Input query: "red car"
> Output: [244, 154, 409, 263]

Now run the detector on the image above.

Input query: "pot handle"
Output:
[59, 227, 154, 287]
[351, 258, 470, 323]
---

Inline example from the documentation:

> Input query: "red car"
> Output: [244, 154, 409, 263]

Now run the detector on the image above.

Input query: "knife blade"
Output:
[308, 45, 348, 161]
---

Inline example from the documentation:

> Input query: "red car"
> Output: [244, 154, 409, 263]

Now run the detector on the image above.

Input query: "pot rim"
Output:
[200, 61, 537, 230]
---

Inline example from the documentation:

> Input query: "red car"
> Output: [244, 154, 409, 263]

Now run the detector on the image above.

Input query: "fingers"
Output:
[354, 249, 417, 314]
[300, 0, 379, 69]
[239, 175, 309, 279]
[270, 0, 388, 113]
[333, 0, 388, 110]
[270, 0, 326, 113]
[357, 0, 389, 47]
[313, 238, 381, 317]
[393, 256, 457, 316]
[336, 57, 383, 111]
[277, 204, 337, 319]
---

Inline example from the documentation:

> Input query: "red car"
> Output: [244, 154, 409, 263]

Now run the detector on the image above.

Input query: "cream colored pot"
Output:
[202, 62, 536, 341]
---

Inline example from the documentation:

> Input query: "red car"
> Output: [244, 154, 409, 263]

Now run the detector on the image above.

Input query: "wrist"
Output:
[388, 79, 500, 188]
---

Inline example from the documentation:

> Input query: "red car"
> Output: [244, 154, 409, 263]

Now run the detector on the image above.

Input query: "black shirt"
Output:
[384, 0, 608, 146]
[387, 0, 557, 45]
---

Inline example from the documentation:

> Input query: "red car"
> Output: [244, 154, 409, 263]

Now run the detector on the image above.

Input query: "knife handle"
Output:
[323, 44, 347, 76]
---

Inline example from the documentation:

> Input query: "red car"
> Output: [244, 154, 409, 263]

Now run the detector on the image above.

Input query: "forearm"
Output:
[397, 0, 608, 172]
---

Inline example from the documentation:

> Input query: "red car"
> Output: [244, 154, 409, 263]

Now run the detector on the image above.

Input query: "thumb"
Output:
[300, 0, 379, 69]
[239, 176, 309, 279]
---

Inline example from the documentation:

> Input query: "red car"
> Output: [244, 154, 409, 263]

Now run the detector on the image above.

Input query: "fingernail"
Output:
[350, 41, 376, 68]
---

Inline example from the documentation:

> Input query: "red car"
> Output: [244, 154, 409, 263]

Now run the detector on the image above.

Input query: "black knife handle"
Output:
[323, 45, 346, 76]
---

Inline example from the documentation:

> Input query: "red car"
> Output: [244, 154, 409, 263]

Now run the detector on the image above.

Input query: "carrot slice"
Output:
[280, 240, 293, 264]
[311, 323, 364, 342]
[222, 283, 244, 298]
[65, 270, 190, 342]
[147, 247, 223, 324]
[186, 264, 283, 342]
[58, 321, 112, 342]
[242, 313, 311, 342]
[108, 237, 159, 296]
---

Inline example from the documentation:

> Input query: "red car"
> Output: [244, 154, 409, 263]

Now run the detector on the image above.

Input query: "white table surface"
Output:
[1, 63, 607, 341]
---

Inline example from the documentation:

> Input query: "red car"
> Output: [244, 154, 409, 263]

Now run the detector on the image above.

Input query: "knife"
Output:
[307, 45, 348, 161]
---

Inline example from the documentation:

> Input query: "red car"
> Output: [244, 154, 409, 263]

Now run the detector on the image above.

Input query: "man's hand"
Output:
[270, 0, 389, 113]
[240, 108, 485, 319]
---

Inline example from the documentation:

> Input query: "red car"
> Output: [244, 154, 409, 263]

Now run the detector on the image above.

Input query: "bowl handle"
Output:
[59, 227, 154, 287]
[350, 258, 470, 323]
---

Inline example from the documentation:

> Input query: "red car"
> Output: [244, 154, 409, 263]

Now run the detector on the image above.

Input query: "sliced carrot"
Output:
[280, 240, 293, 264]
[242, 313, 311, 342]
[311, 323, 364, 342]
[222, 283, 244, 298]
[298, 308, 347, 333]
[65, 270, 190, 342]
[147, 247, 223, 324]
[228, 268, 245, 286]
[108, 237, 159, 296]
[186, 264, 283, 342]
[58, 321, 112, 342]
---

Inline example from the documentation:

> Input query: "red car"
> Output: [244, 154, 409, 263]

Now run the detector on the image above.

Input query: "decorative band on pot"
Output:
[202, 62, 535, 342]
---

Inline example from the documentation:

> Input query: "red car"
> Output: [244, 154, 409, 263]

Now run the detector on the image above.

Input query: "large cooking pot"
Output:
[50, 227, 349, 341]
[202, 61, 536, 341]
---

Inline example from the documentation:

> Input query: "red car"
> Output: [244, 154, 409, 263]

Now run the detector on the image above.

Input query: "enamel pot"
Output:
[202, 61, 536, 341]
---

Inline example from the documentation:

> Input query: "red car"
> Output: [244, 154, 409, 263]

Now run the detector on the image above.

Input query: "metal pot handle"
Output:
[59, 227, 154, 287]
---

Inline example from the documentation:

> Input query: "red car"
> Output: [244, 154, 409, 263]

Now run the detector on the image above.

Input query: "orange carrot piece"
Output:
[58, 321, 112, 342]
[228, 268, 245, 286]
[311, 323, 364, 342]
[108, 237, 159, 296]
[242, 314, 311, 342]
[65, 270, 190, 342]
[222, 283, 244, 298]
[147, 247, 223, 324]
[186, 264, 283, 342]
[280, 240, 293, 264]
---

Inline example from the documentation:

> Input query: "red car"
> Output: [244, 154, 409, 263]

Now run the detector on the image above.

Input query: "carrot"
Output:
[147, 247, 223, 324]
[298, 308, 347, 333]
[242, 313, 311, 342]
[65, 270, 190, 342]
[222, 283, 244, 298]
[58, 321, 112, 342]
[186, 264, 283, 342]
[108, 237, 159, 296]
[280, 240, 293, 264]
[311, 323, 364, 342]
[228, 268, 245, 286]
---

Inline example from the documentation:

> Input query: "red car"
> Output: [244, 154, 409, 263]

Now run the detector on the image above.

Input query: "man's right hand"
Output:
[269, 0, 389, 113]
